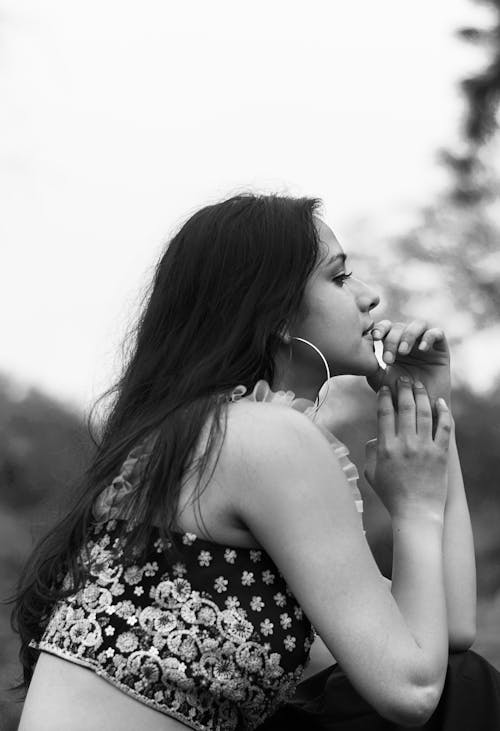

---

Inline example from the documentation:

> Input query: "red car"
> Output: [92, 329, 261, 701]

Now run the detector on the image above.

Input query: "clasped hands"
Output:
[366, 318, 451, 409]
[364, 319, 452, 489]
[315, 319, 452, 487]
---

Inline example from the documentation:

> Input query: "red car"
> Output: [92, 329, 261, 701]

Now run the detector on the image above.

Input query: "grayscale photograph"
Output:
[1, 1, 500, 729]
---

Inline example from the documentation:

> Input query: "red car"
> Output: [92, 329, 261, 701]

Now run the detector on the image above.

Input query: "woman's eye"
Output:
[333, 271, 353, 285]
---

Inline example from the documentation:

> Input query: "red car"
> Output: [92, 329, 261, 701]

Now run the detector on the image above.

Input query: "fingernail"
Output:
[384, 351, 394, 363]
[418, 341, 428, 351]
[399, 375, 410, 383]
[398, 342, 409, 354]
[414, 380, 424, 388]
[372, 329, 381, 339]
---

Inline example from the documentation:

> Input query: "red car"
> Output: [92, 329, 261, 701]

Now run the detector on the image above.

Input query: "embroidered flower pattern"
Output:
[225, 596, 240, 610]
[144, 561, 159, 577]
[249, 550, 262, 563]
[241, 571, 255, 586]
[198, 550, 212, 567]
[69, 384, 363, 729]
[172, 562, 187, 577]
[304, 633, 315, 652]
[214, 576, 229, 593]
[31, 518, 314, 731]
[262, 570, 275, 585]
[153, 537, 164, 553]
[260, 619, 274, 637]
[273, 592, 287, 607]
[280, 613, 292, 630]
[224, 549, 237, 564]
[250, 596, 265, 612]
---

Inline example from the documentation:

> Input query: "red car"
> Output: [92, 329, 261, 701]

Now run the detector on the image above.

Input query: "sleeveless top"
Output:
[29, 380, 364, 731]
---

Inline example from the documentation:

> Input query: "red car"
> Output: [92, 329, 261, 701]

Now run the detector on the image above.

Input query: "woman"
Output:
[10, 193, 500, 730]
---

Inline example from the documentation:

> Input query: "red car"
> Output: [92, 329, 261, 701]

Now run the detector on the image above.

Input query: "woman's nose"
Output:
[358, 282, 380, 312]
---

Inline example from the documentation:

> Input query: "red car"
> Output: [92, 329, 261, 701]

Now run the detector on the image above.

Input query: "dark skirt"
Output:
[257, 651, 500, 730]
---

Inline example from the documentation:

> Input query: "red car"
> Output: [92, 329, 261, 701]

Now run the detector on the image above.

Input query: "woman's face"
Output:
[291, 217, 381, 378]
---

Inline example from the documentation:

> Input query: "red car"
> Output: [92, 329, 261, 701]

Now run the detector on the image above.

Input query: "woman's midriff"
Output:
[18, 651, 192, 731]
[19, 468, 258, 729]
[18, 401, 278, 730]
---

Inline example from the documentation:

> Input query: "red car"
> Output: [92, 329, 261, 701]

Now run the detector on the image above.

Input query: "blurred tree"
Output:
[0, 374, 95, 519]
[0, 374, 97, 731]
[371, 0, 500, 333]
[344, 2, 500, 668]
[455, 0, 500, 157]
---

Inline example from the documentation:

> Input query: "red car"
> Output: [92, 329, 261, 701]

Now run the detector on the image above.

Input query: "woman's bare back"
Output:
[19, 400, 316, 731]
[19, 651, 190, 731]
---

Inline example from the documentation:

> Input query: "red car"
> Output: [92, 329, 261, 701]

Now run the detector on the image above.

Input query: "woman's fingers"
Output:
[395, 377, 416, 435]
[394, 377, 445, 447]
[413, 380, 433, 440]
[371, 319, 392, 340]
[378, 322, 406, 364]
[395, 377, 437, 442]
[434, 397, 452, 451]
[384, 319, 429, 361]
[372, 319, 446, 362]
[417, 327, 446, 352]
[377, 387, 395, 444]
[396, 320, 428, 354]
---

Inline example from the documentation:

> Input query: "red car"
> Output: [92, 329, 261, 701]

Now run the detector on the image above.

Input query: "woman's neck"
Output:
[271, 351, 325, 403]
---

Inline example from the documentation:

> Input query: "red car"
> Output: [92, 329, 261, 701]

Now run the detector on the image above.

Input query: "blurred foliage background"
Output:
[2, 2, 500, 730]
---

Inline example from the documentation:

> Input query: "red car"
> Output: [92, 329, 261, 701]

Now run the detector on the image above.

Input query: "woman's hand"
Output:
[366, 319, 451, 410]
[364, 378, 451, 519]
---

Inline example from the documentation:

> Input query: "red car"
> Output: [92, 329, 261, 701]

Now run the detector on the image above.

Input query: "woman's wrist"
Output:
[391, 508, 445, 528]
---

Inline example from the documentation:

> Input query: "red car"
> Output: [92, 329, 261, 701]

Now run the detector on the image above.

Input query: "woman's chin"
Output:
[356, 359, 381, 377]
[347, 349, 383, 377]
[332, 356, 381, 378]
[330, 341, 385, 377]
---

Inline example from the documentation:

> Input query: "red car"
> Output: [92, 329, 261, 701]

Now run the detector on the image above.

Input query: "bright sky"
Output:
[0, 0, 493, 411]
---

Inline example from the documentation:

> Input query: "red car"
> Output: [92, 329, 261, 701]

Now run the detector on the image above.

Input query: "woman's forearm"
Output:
[443, 417, 477, 649]
[391, 514, 448, 690]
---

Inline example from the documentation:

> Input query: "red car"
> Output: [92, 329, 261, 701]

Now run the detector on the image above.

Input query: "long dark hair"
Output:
[7, 191, 323, 694]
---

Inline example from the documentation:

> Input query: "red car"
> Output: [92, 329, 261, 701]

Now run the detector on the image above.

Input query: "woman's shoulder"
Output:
[222, 380, 362, 516]
[225, 379, 349, 456]
[225, 385, 322, 452]
[222, 388, 340, 496]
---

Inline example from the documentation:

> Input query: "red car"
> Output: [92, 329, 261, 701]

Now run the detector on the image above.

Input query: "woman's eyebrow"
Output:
[323, 253, 347, 268]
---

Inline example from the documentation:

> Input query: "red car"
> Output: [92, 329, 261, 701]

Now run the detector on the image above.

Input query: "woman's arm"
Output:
[230, 403, 450, 726]
[365, 319, 476, 649]
[442, 416, 477, 649]
[382, 417, 477, 650]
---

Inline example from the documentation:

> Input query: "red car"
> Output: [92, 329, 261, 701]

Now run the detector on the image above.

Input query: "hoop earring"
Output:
[290, 336, 332, 418]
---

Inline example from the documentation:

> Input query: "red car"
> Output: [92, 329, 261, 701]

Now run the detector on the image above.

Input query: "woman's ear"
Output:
[278, 324, 292, 345]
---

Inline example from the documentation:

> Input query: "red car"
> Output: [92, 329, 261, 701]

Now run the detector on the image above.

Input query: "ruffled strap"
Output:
[231, 380, 364, 519]
[92, 432, 158, 523]
[94, 382, 364, 527]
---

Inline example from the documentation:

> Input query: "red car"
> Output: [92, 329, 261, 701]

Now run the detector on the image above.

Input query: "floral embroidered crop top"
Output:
[29, 380, 364, 731]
